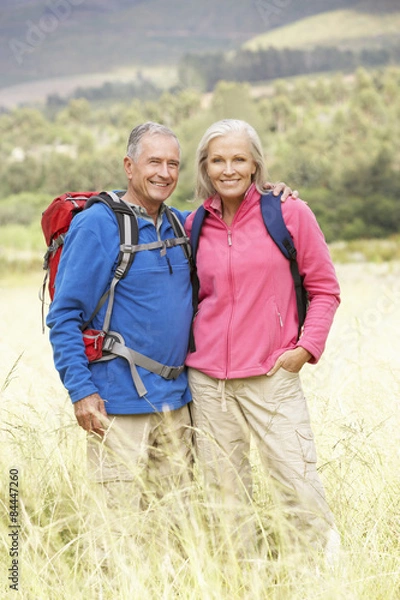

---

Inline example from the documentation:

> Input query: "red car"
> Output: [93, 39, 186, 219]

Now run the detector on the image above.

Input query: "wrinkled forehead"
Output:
[139, 132, 181, 160]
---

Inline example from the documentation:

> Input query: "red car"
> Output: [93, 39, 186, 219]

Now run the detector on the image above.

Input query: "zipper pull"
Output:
[166, 255, 173, 274]
[227, 230, 232, 246]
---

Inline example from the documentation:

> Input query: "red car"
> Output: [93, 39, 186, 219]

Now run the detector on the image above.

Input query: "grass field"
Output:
[0, 262, 399, 599]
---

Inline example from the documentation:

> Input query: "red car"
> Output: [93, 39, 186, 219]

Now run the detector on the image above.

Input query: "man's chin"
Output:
[149, 188, 174, 202]
[153, 191, 171, 201]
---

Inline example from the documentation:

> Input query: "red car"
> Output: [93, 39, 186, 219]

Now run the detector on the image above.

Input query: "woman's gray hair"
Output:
[126, 122, 180, 161]
[195, 119, 267, 199]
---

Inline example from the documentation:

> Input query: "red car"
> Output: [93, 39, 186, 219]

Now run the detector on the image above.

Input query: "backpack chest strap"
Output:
[125, 235, 189, 257]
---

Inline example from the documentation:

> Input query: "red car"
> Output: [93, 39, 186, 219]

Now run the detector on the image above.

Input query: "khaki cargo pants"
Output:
[86, 404, 193, 519]
[84, 405, 193, 562]
[189, 367, 336, 553]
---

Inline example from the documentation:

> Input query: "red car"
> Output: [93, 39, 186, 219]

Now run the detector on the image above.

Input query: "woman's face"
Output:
[206, 132, 257, 204]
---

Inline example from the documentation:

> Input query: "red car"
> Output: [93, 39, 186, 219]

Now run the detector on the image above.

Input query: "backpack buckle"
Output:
[159, 365, 185, 380]
[120, 244, 136, 253]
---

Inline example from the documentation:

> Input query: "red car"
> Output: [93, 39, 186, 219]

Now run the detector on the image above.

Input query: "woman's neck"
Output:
[220, 196, 244, 226]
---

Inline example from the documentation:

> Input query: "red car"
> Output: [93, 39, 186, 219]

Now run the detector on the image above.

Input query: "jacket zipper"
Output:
[225, 228, 234, 378]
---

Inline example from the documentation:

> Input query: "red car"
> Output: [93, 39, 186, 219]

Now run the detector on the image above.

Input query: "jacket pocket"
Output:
[259, 299, 283, 365]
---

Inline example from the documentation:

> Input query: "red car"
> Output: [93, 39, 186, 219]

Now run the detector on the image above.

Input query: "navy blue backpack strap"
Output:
[188, 205, 207, 352]
[260, 192, 308, 337]
[190, 205, 207, 263]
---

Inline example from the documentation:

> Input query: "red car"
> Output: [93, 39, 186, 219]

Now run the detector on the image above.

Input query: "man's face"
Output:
[124, 133, 180, 208]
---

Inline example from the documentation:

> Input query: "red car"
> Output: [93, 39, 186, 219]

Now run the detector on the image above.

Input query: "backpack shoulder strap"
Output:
[260, 192, 307, 334]
[190, 205, 207, 263]
[164, 206, 192, 266]
[82, 191, 139, 332]
[260, 192, 296, 260]
[188, 205, 207, 352]
[86, 191, 139, 280]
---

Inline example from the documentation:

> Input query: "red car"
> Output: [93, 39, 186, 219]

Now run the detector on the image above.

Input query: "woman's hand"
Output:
[263, 181, 299, 201]
[267, 347, 312, 376]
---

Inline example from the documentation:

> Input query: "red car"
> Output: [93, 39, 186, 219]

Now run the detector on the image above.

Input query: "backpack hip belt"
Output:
[91, 331, 185, 398]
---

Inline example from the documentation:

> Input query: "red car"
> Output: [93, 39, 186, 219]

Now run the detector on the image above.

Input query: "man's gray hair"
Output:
[195, 119, 267, 200]
[126, 122, 180, 161]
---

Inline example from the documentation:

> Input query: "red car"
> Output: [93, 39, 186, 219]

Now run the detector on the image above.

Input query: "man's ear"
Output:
[124, 155, 133, 179]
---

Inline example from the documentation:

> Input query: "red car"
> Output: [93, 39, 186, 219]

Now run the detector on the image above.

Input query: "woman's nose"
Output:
[223, 161, 234, 174]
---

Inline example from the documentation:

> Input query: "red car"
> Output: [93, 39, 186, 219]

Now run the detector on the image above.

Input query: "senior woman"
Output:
[185, 119, 341, 564]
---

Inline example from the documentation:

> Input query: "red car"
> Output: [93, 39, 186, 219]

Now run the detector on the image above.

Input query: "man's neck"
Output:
[121, 191, 162, 225]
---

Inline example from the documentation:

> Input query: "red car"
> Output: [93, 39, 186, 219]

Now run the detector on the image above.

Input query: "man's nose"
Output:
[158, 162, 170, 178]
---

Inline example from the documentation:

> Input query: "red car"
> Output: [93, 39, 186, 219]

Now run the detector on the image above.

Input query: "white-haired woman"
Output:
[185, 119, 341, 563]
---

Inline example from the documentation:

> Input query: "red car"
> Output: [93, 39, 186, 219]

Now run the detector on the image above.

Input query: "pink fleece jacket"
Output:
[185, 184, 340, 379]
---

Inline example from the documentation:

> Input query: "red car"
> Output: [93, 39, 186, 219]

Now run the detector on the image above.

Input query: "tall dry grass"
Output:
[0, 264, 399, 599]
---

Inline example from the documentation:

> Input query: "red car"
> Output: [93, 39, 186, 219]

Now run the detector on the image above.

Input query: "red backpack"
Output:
[42, 192, 101, 301]
[40, 190, 140, 353]
[41, 190, 192, 397]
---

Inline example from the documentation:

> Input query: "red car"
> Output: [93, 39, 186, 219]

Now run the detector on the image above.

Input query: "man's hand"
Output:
[73, 393, 109, 436]
[263, 181, 299, 202]
[267, 347, 312, 377]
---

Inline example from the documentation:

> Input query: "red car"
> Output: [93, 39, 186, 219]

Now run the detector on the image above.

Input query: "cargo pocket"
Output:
[296, 428, 317, 465]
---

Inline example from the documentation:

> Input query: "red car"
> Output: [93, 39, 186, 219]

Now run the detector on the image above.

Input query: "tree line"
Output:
[179, 44, 400, 91]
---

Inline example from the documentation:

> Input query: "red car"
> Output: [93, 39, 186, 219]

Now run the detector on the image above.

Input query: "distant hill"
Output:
[243, 5, 400, 52]
[0, 0, 364, 88]
[177, 0, 400, 93]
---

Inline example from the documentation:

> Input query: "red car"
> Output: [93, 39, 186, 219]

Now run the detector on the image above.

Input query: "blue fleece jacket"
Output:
[47, 202, 192, 414]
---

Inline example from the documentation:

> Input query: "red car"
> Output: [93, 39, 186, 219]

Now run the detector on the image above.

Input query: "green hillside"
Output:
[243, 8, 400, 51]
